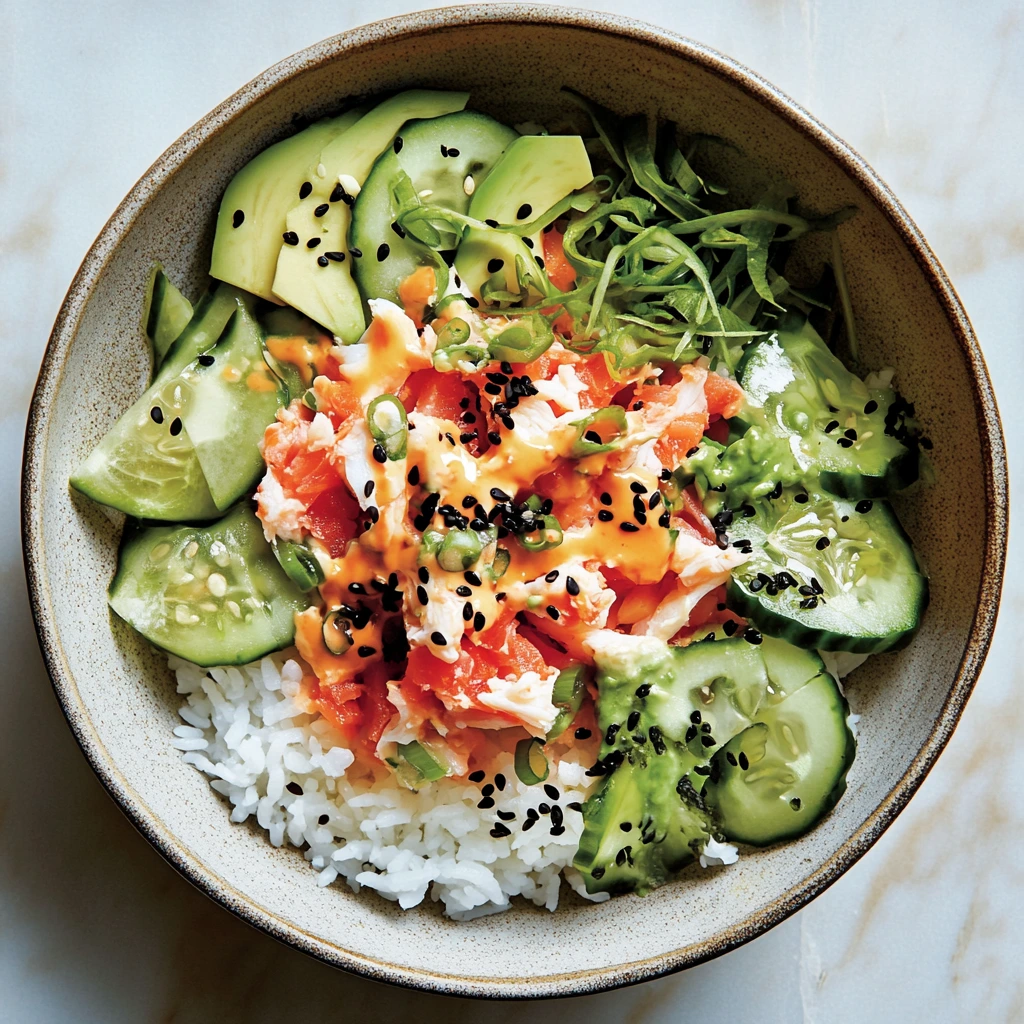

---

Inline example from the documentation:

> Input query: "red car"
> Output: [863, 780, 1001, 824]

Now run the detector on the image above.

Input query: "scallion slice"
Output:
[488, 546, 511, 581]
[367, 394, 408, 461]
[514, 737, 550, 785]
[437, 527, 493, 571]
[272, 537, 325, 592]
[397, 740, 448, 782]
[488, 316, 554, 364]
[570, 406, 628, 458]
[322, 610, 353, 655]
[546, 663, 588, 740]
[517, 514, 563, 552]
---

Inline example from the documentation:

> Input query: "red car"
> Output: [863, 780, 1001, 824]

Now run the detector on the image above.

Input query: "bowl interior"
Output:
[24, 8, 1002, 997]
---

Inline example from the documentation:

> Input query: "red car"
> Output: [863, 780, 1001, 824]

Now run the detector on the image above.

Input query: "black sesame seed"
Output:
[232, 209, 244, 228]
[169, 417, 182, 436]
[619, 522, 640, 533]
[487, 258, 505, 274]
[357, 645, 376, 658]
[490, 823, 511, 838]
[317, 255, 329, 267]
[565, 576, 580, 597]
[726, 752, 738, 766]
[372, 443, 387, 464]
[377, 243, 390, 262]
[864, 399, 878, 414]
[481, 783, 495, 797]
[407, 466, 420, 486]
[629, 481, 646, 494]
[474, 611, 486, 631]
[282, 230, 299, 245]
[856, 499, 873, 514]
[349, 247, 362, 258]
[816, 536, 831, 550]
[790, 797, 802, 811]
[522, 817, 536, 832]
[485, 218, 499, 228]
[598, 510, 614, 523]
[306, 237, 321, 249]
[824, 420, 839, 434]
[440, 144, 448, 157]
[478, 797, 495, 809]
[318, 814, 330, 825]
[544, 784, 560, 801]
[463, 602, 474, 621]
[517, 203, 532, 220]
[658, 512, 671, 528]
[430, 631, 447, 646]
[469, 770, 486, 783]
[416, 585, 428, 605]
[635, 683, 651, 698]
[743, 627, 763, 645]
[836, 437, 854, 448]
[314, 203, 330, 217]
[574, 727, 592, 740]
[487, 431, 502, 445]
[465, 571, 482, 587]
[286, 782, 302, 796]
[150, 406, 164, 424]
[393, 136, 404, 154]
[546, 605, 560, 620]
[324, 250, 345, 262]
[367, 505, 379, 524]
[626, 710, 641, 731]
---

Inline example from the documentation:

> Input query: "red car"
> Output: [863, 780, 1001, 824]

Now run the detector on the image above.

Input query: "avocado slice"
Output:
[455, 134, 593, 298]
[210, 109, 363, 301]
[271, 90, 469, 342]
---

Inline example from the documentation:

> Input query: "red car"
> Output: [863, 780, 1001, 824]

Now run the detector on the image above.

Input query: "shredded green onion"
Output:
[514, 737, 550, 785]
[367, 394, 408, 461]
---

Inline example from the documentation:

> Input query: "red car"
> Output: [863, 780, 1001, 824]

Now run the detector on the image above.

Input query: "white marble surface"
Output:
[2, 1, 1021, 1019]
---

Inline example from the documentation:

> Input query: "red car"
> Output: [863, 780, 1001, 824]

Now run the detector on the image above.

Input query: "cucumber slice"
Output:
[70, 294, 284, 520]
[455, 134, 593, 299]
[109, 504, 309, 666]
[210, 109, 364, 301]
[703, 671, 855, 846]
[177, 299, 285, 510]
[350, 110, 517, 306]
[575, 633, 829, 893]
[574, 751, 713, 895]
[155, 284, 242, 385]
[737, 318, 919, 498]
[271, 90, 469, 341]
[141, 265, 193, 371]
[725, 490, 928, 653]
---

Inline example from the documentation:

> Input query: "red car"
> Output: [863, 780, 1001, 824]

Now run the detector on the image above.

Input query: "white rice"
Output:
[170, 652, 610, 919]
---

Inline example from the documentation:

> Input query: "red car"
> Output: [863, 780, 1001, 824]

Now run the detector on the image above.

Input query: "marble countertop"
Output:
[3, 1, 1021, 1020]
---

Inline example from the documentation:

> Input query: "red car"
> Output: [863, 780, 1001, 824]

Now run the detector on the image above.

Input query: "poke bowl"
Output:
[22, 4, 1006, 998]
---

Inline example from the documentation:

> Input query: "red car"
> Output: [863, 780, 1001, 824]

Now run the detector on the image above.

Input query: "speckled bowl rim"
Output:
[21, 3, 1007, 1000]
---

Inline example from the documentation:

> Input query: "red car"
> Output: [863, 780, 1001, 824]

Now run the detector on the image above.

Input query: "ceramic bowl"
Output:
[22, 4, 1007, 998]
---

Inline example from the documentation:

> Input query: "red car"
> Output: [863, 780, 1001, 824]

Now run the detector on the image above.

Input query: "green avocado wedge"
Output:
[209, 109, 364, 301]
[271, 90, 469, 341]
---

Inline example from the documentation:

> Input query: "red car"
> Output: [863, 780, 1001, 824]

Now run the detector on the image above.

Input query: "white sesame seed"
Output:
[338, 173, 360, 197]
[184, 541, 199, 558]
[463, 175, 476, 195]
[316, 162, 326, 178]
[207, 572, 227, 597]
[226, 600, 242, 618]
